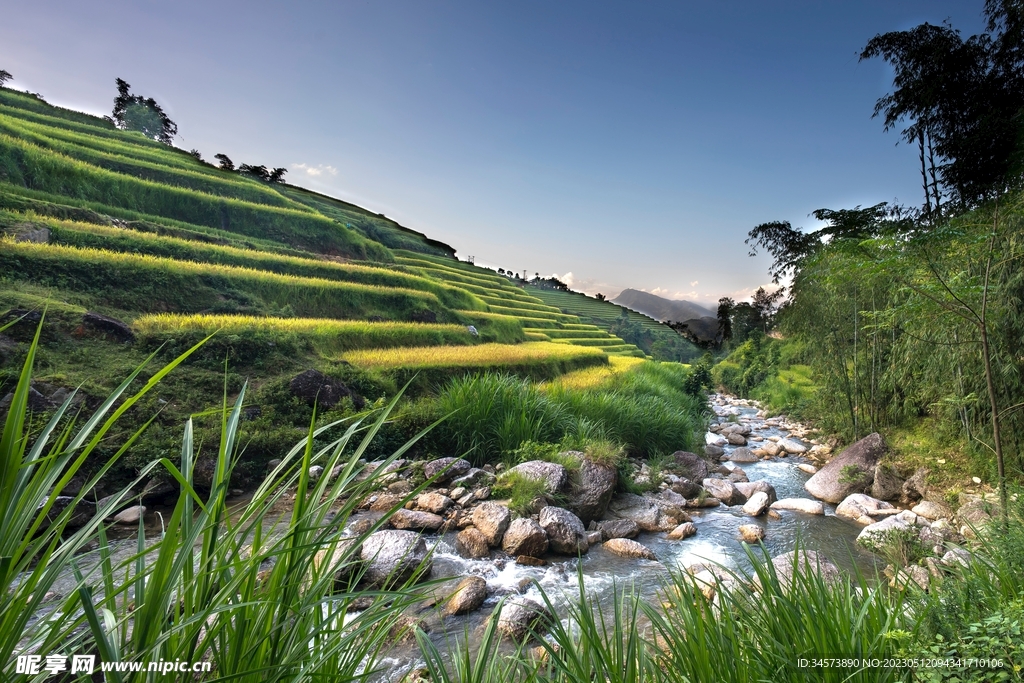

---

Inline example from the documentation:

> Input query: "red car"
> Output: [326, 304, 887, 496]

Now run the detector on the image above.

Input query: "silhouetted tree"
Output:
[751, 286, 785, 333]
[188, 149, 203, 162]
[0, 70, 12, 88]
[268, 167, 287, 183]
[238, 164, 271, 181]
[595, 293, 606, 301]
[214, 154, 235, 171]
[716, 297, 734, 342]
[860, 1, 1024, 209]
[110, 78, 177, 144]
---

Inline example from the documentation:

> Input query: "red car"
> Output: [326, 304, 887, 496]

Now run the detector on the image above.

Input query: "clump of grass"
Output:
[492, 471, 560, 515]
[583, 439, 627, 468]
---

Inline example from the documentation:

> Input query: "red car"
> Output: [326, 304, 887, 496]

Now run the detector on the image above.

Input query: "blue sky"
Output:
[2, 1, 984, 303]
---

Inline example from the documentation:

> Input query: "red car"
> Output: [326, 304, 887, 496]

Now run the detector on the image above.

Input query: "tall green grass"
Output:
[1, 240, 442, 320]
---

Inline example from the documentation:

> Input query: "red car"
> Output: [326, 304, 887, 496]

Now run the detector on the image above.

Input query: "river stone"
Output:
[901, 468, 929, 504]
[112, 505, 146, 525]
[742, 492, 770, 517]
[871, 463, 904, 501]
[603, 538, 657, 560]
[417, 492, 453, 514]
[726, 433, 747, 446]
[667, 522, 697, 540]
[701, 478, 746, 506]
[443, 576, 488, 616]
[727, 447, 759, 463]
[496, 596, 550, 641]
[539, 506, 589, 555]
[390, 509, 444, 532]
[568, 457, 617, 524]
[770, 498, 825, 515]
[606, 493, 666, 532]
[856, 515, 913, 551]
[727, 466, 749, 483]
[797, 463, 818, 475]
[360, 530, 431, 587]
[505, 461, 569, 493]
[769, 550, 842, 588]
[670, 479, 703, 498]
[451, 467, 496, 489]
[472, 502, 511, 546]
[502, 518, 549, 557]
[761, 441, 782, 457]
[671, 451, 712, 482]
[455, 528, 490, 559]
[597, 519, 640, 539]
[424, 457, 472, 483]
[739, 524, 765, 542]
[777, 438, 808, 454]
[704, 444, 725, 460]
[836, 493, 896, 525]
[804, 433, 886, 503]
[912, 500, 951, 521]
[734, 480, 778, 505]
[706, 432, 728, 447]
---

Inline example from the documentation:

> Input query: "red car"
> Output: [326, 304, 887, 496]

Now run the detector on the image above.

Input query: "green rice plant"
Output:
[477, 296, 563, 315]
[526, 328, 612, 339]
[1, 240, 442, 319]
[549, 337, 627, 346]
[36, 218, 483, 309]
[0, 134, 389, 259]
[485, 305, 576, 322]
[452, 310, 526, 344]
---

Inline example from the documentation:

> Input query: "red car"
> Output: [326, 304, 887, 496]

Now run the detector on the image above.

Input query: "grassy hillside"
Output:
[0, 87, 693, 487]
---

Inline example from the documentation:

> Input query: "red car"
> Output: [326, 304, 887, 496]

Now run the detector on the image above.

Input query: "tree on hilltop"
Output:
[214, 154, 235, 171]
[238, 163, 271, 181]
[268, 167, 287, 183]
[111, 78, 177, 144]
[0, 70, 12, 88]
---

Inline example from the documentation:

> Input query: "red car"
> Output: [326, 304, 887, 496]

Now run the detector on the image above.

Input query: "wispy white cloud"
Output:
[291, 163, 338, 177]
[690, 280, 699, 287]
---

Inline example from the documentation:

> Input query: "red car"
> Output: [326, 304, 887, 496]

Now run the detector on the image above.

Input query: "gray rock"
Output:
[472, 502, 511, 546]
[424, 457, 472, 483]
[727, 467, 749, 483]
[443, 576, 488, 616]
[777, 438, 808, 454]
[769, 550, 842, 588]
[288, 369, 363, 410]
[871, 463, 904, 501]
[455, 528, 490, 559]
[112, 505, 146, 525]
[912, 500, 951, 521]
[704, 444, 725, 459]
[734, 480, 778, 505]
[742, 492, 770, 517]
[505, 461, 568, 493]
[804, 433, 886, 503]
[701, 478, 747, 506]
[670, 479, 703, 498]
[597, 519, 640, 540]
[603, 538, 657, 560]
[82, 312, 135, 343]
[307, 465, 324, 482]
[726, 433, 747, 446]
[671, 451, 712, 481]
[502, 518, 549, 557]
[901, 468, 929, 504]
[606, 493, 669, 532]
[770, 498, 825, 515]
[359, 530, 431, 587]
[539, 506, 589, 555]
[451, 467, 496, 489]
[856, 515, 913, 551]
[389, 509, 444, 532]
[496, 596, 549, 641]
[416, 492, 453, 514]
[836, 493, 896, 524]
[727, 447, 759, 463]
[666, 522, 697, 540]
[569, 458, 617, 524]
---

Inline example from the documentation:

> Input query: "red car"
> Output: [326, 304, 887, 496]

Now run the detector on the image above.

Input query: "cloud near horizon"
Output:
[291, 162, 338, 177]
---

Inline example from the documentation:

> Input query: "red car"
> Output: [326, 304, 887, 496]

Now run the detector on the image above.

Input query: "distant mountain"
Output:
[611, 289, 715, 323]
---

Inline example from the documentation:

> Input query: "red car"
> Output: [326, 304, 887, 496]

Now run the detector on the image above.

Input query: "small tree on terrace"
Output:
[111, 78, 177, 144]
[0, 70, 12, 88]
[214, 154, 235, 171]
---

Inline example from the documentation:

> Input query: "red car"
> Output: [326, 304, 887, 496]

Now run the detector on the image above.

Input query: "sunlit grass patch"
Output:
[543, 355, 646, 391]
[341, 341, 605, 370]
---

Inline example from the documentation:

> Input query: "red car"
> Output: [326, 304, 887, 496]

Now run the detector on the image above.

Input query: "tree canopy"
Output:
[0, 69, 12, 88]
[111, 78, 177, 144]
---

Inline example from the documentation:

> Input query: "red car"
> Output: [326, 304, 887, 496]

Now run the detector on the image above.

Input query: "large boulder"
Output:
[424, 457, 472, 483]
[568, 458, 617, 524]
[770, 498, 825, 515]
[777, 438, 808, 455]
[502, 518, 549, 557]
[702, 478, 747, 506]
[443, 576, 488, 616]
[871, 463, 905, 501]
[912, 500, 951, 522]
[289, 369, 364, 410]
[727, 447, 760, 464]
[539, 507, 589, 555]
[734, 480, 777, 505]
[359, 530, 431, 587]
[504, 461, 568, 493]
[767, 550, 842, 588]
[389, 509, 444, 532]
[836, 493, 896, 525]
[451, 467, 496, 489]
[416, 492, 453, 514]
[455, 528, 490, 559]
[597, 519, 640, 540]
[606, 493, 671, 532]
[672, 451, 712, 481]
[739, 524, 766, 542]
[666, 522, 698, 540]
[804, 433, 886, 504]
[856, 515, 913, 551]
[742, 492, 770, 517]
[496, 596, 550, 641]
[82, 312, 135, 343]
[603, 538, 657, 560]
[901, 468, 929, 504]
[472, 502, 511, 546]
